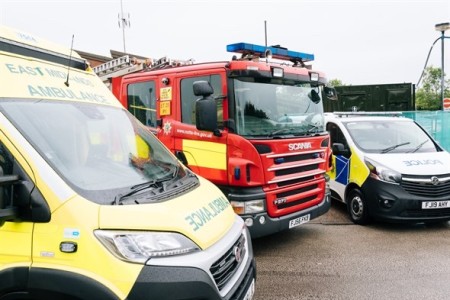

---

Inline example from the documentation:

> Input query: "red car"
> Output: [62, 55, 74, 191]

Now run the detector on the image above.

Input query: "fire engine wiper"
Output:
[380, 142, 410, 154]
[268, 128, 292, 137]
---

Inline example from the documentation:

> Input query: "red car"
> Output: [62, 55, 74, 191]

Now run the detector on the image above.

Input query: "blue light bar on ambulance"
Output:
[227, 42, 314, 62]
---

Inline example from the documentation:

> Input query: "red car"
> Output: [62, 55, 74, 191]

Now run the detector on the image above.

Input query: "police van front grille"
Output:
[401, 174, 450, 198]
[210, 234, 246, 291]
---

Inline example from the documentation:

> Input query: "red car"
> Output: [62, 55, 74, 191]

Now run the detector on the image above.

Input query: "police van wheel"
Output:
[347, 188, 370, 225]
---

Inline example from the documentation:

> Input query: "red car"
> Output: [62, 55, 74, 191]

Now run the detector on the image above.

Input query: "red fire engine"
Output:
[94, 42, 337, 238]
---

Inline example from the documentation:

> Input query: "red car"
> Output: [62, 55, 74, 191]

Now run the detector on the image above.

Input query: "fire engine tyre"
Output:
[347, 188, 370, 225]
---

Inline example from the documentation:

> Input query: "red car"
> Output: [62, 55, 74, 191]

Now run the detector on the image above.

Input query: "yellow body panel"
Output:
[182, 139, 227, 170]
[32, 198, 142, 299]
[99, 177, 235, 249]
[0, 26, 244, 299]
[349, 145, 370, 186]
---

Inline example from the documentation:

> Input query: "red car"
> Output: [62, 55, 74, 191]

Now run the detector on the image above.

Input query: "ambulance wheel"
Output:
[347, 188, 370, 225]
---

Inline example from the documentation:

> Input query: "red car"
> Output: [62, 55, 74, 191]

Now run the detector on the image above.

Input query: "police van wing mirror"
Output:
[324, 86, 338, 101]
[332, 143, 349, 156]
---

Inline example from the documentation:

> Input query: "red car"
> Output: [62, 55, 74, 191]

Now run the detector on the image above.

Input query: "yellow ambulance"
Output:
[0, 26, 255, 300]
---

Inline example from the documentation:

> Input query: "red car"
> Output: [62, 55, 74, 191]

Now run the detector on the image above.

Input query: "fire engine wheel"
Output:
[347, 188, 370, 225]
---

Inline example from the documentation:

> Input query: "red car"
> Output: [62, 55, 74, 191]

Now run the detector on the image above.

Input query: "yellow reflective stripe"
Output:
[182, 140, 226, 170]
[349, 146, 369, 186]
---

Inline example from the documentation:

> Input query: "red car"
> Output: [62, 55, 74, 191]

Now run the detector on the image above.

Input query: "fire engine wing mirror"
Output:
[193, 81, 221, 136]
[195, 99, 218, 132]
[324, 86, 338, 101]
[309, 89, 321, 104]
[193, 80, 214, 97]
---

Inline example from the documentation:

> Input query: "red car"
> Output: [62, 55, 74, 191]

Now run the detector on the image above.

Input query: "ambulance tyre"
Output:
[347, 188, 370, 225]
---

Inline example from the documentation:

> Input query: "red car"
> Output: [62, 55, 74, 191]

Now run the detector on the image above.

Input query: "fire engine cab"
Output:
[95, 42, 337, 238]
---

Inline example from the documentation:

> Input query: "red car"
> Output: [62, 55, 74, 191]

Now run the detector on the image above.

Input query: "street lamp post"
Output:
[435, 22, 450, 110]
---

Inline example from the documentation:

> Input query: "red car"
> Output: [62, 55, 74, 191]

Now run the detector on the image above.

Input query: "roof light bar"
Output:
[227, 42, 314, 62]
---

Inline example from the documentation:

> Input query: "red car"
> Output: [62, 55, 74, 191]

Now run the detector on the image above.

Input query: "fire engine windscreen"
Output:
[233, 79, 325, 137]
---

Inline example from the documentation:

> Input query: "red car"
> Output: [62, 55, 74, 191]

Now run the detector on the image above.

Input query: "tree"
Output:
[328, 78, 344, 87]
[416, 66, 450, 110]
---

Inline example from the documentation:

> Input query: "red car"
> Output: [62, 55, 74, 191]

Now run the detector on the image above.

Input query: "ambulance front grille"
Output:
[210, 234, 246, 291]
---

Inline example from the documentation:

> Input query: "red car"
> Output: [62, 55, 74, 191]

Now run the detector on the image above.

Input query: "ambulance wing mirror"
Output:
[0, 174, 20, 227]
[194, 81, 221, 137]
[324, 86, 338, 101]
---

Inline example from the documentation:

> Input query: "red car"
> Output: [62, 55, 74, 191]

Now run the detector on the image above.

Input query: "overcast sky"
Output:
[1, 0, 450, 86]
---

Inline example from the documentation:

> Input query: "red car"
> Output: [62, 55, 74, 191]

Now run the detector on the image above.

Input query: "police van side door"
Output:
[326, 122, 352, 202]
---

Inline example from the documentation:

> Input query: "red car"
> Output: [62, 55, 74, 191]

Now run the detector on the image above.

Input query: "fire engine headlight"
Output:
[231, 200, 265, 215]
[94, 230, 200, 264]
[365, 158, 401, 184]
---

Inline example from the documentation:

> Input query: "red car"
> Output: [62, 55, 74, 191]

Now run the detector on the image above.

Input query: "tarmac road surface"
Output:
[251, 200, 450, 300]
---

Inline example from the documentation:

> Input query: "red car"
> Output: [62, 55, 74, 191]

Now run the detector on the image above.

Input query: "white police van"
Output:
[325, 112, 450, 225]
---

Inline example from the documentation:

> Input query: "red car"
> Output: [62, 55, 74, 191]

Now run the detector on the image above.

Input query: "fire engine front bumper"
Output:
[240, 190, 331, 239]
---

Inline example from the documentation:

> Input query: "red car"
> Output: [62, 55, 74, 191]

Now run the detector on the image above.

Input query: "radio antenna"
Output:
[64, 34, 74, 87]
[118, 0, 130, 53]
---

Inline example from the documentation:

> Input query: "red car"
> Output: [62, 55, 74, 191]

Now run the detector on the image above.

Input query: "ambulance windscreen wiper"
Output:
[113, 173, 176, 205]
[380, 142, 410, 153]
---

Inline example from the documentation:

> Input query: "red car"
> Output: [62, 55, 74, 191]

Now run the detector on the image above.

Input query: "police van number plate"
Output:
[289, 214, 310, 228]
[422, 200, 450, 209]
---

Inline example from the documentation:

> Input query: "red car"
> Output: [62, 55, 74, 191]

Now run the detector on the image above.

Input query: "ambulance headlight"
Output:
[231, 200, 265, 215]
[95, 230, 200, 264]
[365, 158, 401, 184]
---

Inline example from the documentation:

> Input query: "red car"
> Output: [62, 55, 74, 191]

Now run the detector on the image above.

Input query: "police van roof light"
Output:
[226, 42, 314, 62]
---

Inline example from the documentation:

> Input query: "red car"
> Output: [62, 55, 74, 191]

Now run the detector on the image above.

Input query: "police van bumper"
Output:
[361, 177, 450, 223]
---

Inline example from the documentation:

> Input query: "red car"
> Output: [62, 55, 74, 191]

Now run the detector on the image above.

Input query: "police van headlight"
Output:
[364, 157, 401, 184]
[95, 230, 200, 264]
[231, 200, 264, 215]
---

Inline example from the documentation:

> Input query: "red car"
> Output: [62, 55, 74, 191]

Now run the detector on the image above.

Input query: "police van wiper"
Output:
[381, 142, 410, 153]
[408, 140, 429, 153]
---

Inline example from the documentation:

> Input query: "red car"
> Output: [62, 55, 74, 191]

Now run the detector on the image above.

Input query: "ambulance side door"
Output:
[0, 135, 46, 291]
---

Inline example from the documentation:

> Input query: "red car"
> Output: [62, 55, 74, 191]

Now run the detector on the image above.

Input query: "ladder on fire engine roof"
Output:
[92, 55, 194, 82]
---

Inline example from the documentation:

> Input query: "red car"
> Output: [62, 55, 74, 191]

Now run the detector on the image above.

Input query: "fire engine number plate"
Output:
[243, 279, 255, 300]
[422, 200, 450, 209]
[289, 214, 310, 228]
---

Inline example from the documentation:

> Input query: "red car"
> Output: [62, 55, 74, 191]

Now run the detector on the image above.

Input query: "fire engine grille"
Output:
[401, 174, 450, 198]
[266, 150, 325, 186]
[263, 149, 326, 218]
[274, 164, 319, 177]
[210, 234, 246, 291]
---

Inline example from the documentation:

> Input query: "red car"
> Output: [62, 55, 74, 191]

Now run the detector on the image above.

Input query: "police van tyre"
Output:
[347, 188, 370, 225]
